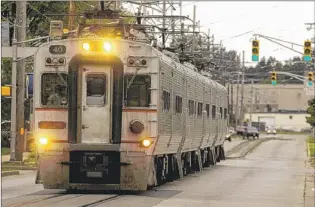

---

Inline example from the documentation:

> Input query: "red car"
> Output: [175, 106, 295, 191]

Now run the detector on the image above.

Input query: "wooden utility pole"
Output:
[235, 72, 240, 127]
[68, 1, 76, 31]
[249, 79, 254, 127]
[240, 50, 245, 125]
[10, 1, 27, 161]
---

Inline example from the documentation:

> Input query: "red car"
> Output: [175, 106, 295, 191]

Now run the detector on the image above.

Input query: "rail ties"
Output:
[78, 195, 123, 207]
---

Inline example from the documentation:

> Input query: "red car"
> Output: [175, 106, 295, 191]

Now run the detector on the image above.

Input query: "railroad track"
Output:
[5, 192, 124, 207]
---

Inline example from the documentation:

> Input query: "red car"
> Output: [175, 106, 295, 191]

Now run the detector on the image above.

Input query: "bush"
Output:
[307, 136, 315, 143]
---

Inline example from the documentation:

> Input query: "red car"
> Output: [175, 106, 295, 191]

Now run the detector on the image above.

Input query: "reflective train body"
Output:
[34, 38, 228, 191]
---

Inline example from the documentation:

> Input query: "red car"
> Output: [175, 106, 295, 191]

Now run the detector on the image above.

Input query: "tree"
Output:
[306, 98, 315, 127]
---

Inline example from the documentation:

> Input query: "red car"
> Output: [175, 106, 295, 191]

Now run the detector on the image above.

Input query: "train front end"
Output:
[34, 38, 158, 191]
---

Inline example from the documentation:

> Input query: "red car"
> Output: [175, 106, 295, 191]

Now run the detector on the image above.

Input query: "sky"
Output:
[180, 1, 315, 66]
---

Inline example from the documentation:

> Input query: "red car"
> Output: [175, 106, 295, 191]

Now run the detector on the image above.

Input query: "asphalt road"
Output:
[1, 134, 312, 207]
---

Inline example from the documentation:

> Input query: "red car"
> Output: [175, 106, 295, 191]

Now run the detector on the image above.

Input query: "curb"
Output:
[2, 170, 20, 177]
[1, 166, 37, 170]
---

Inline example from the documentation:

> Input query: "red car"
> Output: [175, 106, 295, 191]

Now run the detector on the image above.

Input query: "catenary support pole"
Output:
[240, 50, 245, 125]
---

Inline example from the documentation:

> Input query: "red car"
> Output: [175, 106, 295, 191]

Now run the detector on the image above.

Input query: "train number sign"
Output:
[49, 45, 66, 54]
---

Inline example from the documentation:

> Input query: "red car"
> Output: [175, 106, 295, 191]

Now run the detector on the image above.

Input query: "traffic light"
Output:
[252, 40, 259, 61]
[307, 72, 314, 87]
[304, 40, 312, 62]
[271, 71, 276, 86]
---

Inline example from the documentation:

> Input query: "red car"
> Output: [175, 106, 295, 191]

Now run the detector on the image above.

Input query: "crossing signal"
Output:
[271, 71, 277, 86]
[307, 72, 314, 87]
[252, 40, 259, 61]
[304, 40, 312, 62]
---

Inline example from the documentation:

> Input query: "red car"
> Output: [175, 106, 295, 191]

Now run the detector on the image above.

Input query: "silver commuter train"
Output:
[34, 37, 228, 191]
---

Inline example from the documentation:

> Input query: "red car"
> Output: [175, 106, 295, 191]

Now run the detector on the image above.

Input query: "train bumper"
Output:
[38, 144, 151, 191]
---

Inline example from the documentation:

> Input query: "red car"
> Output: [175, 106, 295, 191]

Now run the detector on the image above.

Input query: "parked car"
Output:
[1, 121, 11, 147]
[243, 126, 259, 139]
[267, 127, 276, 135]
[236, 125, 246, 136]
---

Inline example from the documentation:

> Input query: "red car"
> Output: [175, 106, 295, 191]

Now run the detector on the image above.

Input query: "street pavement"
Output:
[1, 134, 313, 207]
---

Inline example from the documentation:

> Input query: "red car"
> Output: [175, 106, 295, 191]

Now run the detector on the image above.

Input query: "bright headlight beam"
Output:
[141, 139, 152, 148]
[39, 137, 48, 145]
[103, 42, 112, 52]
[83, 42, 90, 51]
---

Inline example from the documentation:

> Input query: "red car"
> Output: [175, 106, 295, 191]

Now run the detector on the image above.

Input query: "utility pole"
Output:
[192, 5, 196, 52]
[68, 1, 76, 31]
[227, 83, 230, 123]
[235, 72, 240, 127]
[10, 1, 27, 161]
[162, 0, 166, 48]
[249, 79, 254, 127]
[207, 29, 210, 51]
[231, 83, 234, 125]
[240, 50, 245, 125]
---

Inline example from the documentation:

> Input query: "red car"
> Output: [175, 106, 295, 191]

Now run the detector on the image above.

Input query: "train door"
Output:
[81, 65, 111, 144]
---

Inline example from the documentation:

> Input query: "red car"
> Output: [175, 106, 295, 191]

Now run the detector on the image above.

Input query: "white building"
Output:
[244, 112, 311, 132]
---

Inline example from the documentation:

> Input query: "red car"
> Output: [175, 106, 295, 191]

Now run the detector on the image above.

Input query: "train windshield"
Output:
[41, 73, 68, 107]
[124, 75, 151, 107]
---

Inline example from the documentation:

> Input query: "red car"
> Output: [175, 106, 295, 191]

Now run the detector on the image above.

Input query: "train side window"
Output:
[212, 105, 216, 119]
[124, 75, 151, 107]
[41, 73, 68, 107]
[220, 107, 223, 119]
[189, 100, 195, 116]
[175, 95, 182, 114]
[197, 102, 202, 117]
[86, 74, 106, 106]
[162, 90, 170, 111]
[224, 108, 227, 119]
[206, 104, 210, 118]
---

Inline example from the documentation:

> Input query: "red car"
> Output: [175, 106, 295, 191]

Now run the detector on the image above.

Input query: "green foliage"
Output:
[1, 148, 11, 155]
[307, 136, 315, 143]
[306, 98, 315, 127]
[1, 58, 12, 121]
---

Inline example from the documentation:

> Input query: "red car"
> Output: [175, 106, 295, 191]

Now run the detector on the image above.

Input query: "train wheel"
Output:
[219, 146, 226, 160]
[209, 148, 216, 165]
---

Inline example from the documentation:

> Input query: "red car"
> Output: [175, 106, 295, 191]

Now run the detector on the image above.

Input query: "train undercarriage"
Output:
[37, 144, 226, 192]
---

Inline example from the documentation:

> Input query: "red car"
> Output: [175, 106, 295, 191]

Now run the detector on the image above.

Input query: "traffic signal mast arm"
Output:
[253, 33, 305, 56]
[267, 71, 306, 82]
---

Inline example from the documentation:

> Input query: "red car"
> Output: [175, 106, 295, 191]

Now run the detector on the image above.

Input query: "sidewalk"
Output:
[1, 152, 30, 163]
[304, 160, 315, 207]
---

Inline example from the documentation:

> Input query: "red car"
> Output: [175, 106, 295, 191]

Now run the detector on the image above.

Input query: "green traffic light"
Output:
[252, 55, 259, 61]
[308, 81, 313, 87]
[304, 56, 311, 62]
[271, 80, 277, 86]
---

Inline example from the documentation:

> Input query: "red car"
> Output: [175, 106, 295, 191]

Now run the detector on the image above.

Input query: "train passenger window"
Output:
[124, 75, 151, 107]
[86, 74, 106, 106]
[189, 100, 195, 116]
[220, 107, 223, 119]
[197, 102, 202, 117]
[224, 108, 227, 119]
[206, 104, 210, 118]
[175, 95, 182, 114]
[212, 105, 216, 119]
[162, 91, 170, 111]
[41, 73, 68, 106]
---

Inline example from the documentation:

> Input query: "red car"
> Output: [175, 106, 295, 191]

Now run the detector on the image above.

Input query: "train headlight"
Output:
[103, 42, 112, 52]
[130, 120, 144, 134]
[140, 138, 152, 148]
[82, 42, 90, 51]
[134, 59, 141, 66]
[141, 59, 147, 66]
[38, 137, 48, 145]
